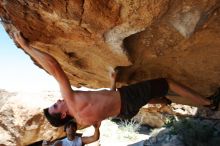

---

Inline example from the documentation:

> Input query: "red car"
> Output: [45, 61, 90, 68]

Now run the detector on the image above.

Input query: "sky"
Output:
[0, 24, 59, 91]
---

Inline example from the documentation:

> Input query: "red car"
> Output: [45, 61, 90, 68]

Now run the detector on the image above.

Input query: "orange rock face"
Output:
[0, 0, 220, 96]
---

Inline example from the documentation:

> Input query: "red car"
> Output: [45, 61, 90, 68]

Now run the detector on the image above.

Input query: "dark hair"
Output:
[64, 120, 77, 131]
[43, 108, 72, 127]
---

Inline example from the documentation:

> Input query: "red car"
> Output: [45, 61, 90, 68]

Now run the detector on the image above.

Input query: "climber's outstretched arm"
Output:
[13, 32, 73, 98]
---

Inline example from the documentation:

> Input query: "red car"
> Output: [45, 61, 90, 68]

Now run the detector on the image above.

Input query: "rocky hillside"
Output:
[0, 0, 220, 98]
[0, 89, 65, 146]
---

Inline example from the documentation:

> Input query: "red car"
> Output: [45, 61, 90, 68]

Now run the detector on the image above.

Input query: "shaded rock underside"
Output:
[0, 0, 220, 98]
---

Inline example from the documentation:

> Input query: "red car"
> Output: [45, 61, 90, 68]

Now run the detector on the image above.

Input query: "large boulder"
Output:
[1, 0, 219, 97]
[133, 104, 197, 128]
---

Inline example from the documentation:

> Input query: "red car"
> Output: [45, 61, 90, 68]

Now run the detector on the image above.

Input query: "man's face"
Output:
[48, 99, 65, 115]
[66, 124, 77, 138]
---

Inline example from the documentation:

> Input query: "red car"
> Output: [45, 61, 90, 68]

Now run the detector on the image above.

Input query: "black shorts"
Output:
[117, 78, 169, 119]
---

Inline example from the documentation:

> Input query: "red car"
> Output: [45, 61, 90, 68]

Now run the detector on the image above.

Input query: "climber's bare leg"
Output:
[167, 79, 211, 106]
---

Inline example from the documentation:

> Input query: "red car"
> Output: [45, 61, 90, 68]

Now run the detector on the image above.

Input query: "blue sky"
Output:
[0, 24, 59, 91]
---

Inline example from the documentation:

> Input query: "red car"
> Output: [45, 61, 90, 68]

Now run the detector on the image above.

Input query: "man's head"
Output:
[64, 120, 77, 139]
[43, 99, 72, 127]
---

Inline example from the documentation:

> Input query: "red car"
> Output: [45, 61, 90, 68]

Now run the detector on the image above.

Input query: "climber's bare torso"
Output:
[68, 90, 121, 125]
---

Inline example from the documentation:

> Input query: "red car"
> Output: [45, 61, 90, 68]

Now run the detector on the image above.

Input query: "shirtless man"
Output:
[14, 32, 220, 127]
